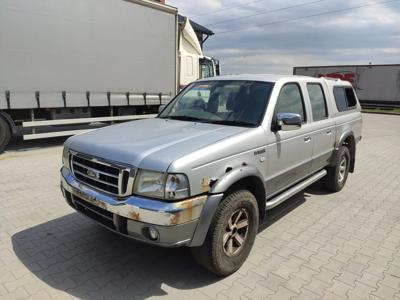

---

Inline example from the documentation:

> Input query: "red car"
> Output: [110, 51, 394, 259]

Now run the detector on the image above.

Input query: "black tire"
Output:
[323, 146, 350, 192]
[0, 117, 11, 154]
[191, 190, 259, 276]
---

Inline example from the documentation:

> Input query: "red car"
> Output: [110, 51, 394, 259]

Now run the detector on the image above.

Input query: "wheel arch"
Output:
[190, 165, 266, 247]
[333, 130, 356, 172]
[210, 165, 266, 220]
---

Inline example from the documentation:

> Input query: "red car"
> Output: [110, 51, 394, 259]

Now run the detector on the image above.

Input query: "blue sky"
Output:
[168, 0, 400, 74]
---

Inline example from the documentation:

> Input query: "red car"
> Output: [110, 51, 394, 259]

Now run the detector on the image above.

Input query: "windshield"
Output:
[159, 80, 274, 127]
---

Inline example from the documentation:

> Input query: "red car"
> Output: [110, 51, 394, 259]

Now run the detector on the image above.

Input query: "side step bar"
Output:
[266, 169, 327, 210]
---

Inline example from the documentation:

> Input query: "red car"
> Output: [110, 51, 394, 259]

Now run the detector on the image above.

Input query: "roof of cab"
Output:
[196, 74, 353, 87]
[196, 74, 311, 83]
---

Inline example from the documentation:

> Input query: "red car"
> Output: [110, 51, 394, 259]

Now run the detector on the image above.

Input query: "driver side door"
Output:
[266, 83, 314, 197]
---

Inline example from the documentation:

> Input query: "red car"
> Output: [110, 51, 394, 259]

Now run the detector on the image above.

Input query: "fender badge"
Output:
[254, 149, 266, 156]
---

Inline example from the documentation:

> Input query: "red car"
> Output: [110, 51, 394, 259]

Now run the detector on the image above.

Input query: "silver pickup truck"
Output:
[60, 74, 362, 275]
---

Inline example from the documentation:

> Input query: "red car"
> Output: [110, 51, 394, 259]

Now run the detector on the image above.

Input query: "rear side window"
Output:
[307, 83, 328, 121]
[333, 87, 357, 111]
[275, 83, 306, 121]
[345, 88, 357, 107]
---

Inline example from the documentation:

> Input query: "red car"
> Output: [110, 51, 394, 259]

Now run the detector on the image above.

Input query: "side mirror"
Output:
[158, 104, 166, 113]
[275, 113, 302, 131]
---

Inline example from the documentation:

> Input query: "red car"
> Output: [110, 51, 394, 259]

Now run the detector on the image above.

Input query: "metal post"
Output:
[30, 109, 36, 134]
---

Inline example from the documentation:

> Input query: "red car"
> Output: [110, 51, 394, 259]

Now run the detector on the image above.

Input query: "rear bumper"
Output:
[60, 167, 222, 247]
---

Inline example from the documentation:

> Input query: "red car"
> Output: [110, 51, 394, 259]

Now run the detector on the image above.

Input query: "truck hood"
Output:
[65, 118, 248, 171]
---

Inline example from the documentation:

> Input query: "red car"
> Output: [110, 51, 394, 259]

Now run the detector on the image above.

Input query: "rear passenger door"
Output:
[306, 83, 336, 172]
[266, 83, 314, 196]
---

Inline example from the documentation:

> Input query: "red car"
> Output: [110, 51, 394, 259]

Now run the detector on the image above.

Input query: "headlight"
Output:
[134, 170, 166, 199]
[165, 174, 189, 200]
[62, 147, 70, 169]
[133, 170, 190, 200]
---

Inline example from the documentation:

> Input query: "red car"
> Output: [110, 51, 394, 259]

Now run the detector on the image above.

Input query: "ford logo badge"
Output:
[87, 169, 99, 179]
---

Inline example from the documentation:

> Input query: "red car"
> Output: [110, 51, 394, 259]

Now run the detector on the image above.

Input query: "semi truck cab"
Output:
[200, 57, 220, 79]
[178, 17, 220, 89]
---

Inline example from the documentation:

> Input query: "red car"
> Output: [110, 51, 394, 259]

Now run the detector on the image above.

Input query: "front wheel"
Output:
[191, 190, 259, 276]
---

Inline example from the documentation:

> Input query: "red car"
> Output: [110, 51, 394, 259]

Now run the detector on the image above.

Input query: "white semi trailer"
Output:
[293, 64, 400, 108]
[0, 0, 219, 153]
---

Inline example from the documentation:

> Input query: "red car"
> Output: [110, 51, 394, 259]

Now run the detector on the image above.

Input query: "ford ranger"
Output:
[60, 74, 362, 275]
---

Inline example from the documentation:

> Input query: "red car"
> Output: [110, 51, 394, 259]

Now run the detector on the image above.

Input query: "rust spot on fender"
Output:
[169, 195, 207, 225]
[170, 214, 179, 225]
[200, 178, 210, 193]
[180, 200, 193, 222]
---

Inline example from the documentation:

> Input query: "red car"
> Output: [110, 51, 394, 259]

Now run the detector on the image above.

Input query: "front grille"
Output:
[70, 153, 134, 197]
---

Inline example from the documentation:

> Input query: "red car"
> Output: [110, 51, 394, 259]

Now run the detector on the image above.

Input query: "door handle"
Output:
[304, 136, 311, 142]
[326, 129, 332, 135]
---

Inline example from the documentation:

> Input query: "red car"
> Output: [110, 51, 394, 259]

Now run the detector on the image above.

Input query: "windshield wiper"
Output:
[161, 115, 205, 122]
[159, 116, 255, 127]
[206, 120, 256, 127]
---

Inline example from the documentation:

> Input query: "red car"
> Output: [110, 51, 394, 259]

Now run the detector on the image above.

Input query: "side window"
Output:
[345, 88, 357, 107]
[200, 60, 214, 78]
[334, 87, 357, 111]
[275, 83, 306, 121]
[333, 87, 347, 111]
[307, 83, 328, 121]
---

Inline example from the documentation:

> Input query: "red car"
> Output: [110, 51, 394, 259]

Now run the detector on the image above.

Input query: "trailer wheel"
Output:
[0, 116, 11, 154]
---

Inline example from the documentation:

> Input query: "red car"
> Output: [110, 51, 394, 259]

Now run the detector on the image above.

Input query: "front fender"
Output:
[209, 165, 266, 194]
[189, 165, 266, 247]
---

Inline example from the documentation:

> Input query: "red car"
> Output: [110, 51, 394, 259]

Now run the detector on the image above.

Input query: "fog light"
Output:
[148, 227, 159, 241]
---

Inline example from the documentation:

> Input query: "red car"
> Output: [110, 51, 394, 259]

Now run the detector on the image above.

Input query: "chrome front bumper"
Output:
[60, 167, 216, 247]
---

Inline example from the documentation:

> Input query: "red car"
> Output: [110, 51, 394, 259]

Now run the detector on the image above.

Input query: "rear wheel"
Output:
[323, 146, 350, 192]
[191, 190, 259, 276]
[0, 117, 11, 154]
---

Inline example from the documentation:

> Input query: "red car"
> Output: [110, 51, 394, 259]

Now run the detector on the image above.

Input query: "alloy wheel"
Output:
[223, 208, 249, 256]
